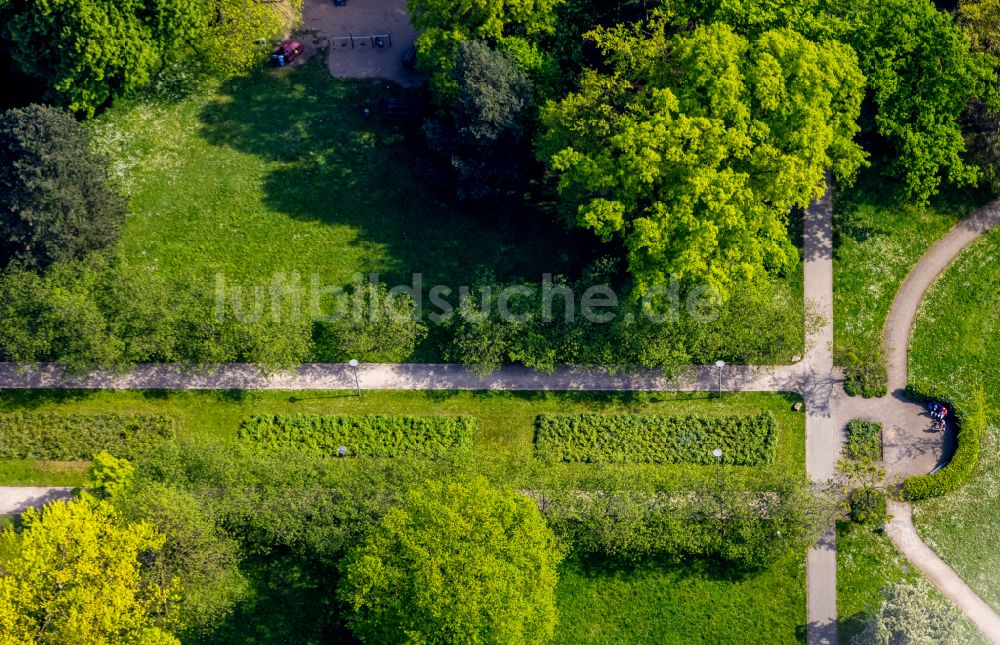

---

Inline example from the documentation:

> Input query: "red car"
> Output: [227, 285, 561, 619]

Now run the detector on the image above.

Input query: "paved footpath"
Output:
[0, 362, 806, 392]
[802, 181, 840, 645]
[886, 501, 1000, 643]
[0, 487, 74, 515]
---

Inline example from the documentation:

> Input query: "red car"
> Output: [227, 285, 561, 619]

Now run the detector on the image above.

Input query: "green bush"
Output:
[849, 487, 889, 526]
[539, 475, 825, 568]
[533, 412, 777, 465]
[901, 384, 984, 500]
[238, 414, 477, 458]
[846, 419, 882, 461]
[843, 351, 888, 398]
[0, 413, 176, 460]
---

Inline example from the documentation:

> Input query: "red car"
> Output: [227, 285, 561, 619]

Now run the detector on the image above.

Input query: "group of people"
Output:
[927, 401, 948, 430]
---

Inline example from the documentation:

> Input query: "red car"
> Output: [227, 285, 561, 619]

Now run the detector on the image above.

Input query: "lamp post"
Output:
[712, 448, 724, 528]
[348, 359, 360, 396]
[715, 360, 726, 398]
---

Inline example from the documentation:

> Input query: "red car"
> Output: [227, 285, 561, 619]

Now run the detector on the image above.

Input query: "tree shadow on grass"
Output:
[0, 389, 100, 410]
[834, 163, 994, 252]
[195, 60, 595, 292]
[197, 554, 355, 645]
[569, 552, 770, 582]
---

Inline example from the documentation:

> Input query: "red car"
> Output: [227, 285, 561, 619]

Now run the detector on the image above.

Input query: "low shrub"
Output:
[539, 475, 824, 568]
[849, 487, 889, 526]
[533, 412, 777, 465]
[238, 414, 477, 458]
[846, 419, 882, 461]
[0, 412, 176, 460]
[842, 351, 888, 398]
[901, 384, 984, 500]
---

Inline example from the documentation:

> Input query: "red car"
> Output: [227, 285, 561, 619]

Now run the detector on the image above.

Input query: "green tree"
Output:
[407, 0, 562, 95]
[847, 0, 997, 201]
[0, 105, 127, 268]
[86, 451, 137, 498]
[313, 281, 426, 362]
[538, 18, 866, 296]
[0, 261, 125, 371]
[425, 41, 535, 205]
[113, 483, 249, 637]
[0, 256, 313, 372]
[0, 497, 177, 644]
[5, 0, 166, 115]
[338, 477, 563, 645]
[852, 580, 965, 645]
[2, 0, 300, 114]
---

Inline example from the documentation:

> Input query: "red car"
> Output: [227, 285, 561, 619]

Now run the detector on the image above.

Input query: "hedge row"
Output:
[533, 412, 778, 465]
[238, 414, 477, 458]
[0, 413, 177, 460]
[901, 384, 984, 500]
[845, 419, 882, 462]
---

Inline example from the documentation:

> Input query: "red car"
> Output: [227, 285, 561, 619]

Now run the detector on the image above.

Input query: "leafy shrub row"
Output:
[846, 419, 882, 461]
[901, 384, 984, 500]
[238, 414, 477, 458]
[842, 350, 888, 398]
[533, 413, 777, 465]
[0, 413, 176, 460]
[537, 476, 822, 568]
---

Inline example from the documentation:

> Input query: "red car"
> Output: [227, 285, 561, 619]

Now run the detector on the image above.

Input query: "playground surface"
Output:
[300, 0, 424, 87]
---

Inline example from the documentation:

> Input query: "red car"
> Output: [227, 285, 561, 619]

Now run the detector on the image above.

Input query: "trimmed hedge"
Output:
[846, 419, 882, 461]
[901, 384, 983, 500]
[238, 414, 477, 458]
[0, 413, 176, 460]
[533, 412, 777, 465]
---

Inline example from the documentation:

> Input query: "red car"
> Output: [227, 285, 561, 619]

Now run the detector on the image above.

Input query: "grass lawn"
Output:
[909, 226, 1000, 610]
[90, 60, 592, 361]
[556, 554, 805, 644]
[837, 522, 917, 641]
[832, 170, 988, 364]
[837, 522, 985, 643]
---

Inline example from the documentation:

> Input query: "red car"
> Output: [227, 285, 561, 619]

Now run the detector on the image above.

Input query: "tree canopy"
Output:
[425, 41, 535, 205]
[0, 497, 177, 644]
[407, 0, 562, 94]
[338, 477, 563, 645]
[0, 105, 127, 268]
[538, 18, 866, 295]
[847, 0, 997, 201]
[2, 0, 300, 115]
[852, 580, 965, 645]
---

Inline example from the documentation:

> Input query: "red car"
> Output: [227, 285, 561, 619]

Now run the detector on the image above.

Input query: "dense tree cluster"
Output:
[538, 17, 866, 294]
[1, 0, 302, 115]
[0, 105, 126, 268]
[417, 0, 1000, 305]
[0, 497, 177, 644]
[339, 478, 563, 644]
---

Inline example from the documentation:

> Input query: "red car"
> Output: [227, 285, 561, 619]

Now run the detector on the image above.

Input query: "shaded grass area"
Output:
[910, 227, 1000, 610]
[0, 389, 805, 488]
[832, 170, 989, 364]
[555, 553, 806, 644]
[90, 60, 593, 362]
[837, 522, 916, 641]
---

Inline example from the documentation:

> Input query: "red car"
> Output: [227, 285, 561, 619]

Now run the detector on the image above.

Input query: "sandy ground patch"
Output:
[299, 0, 425, 87]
